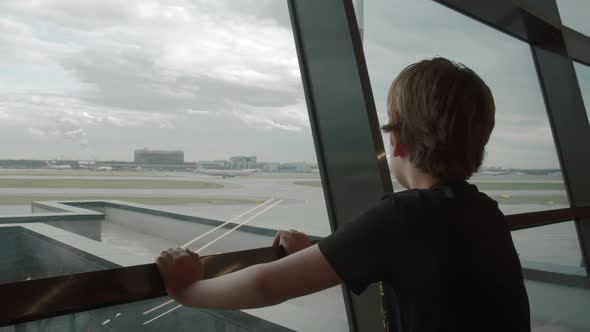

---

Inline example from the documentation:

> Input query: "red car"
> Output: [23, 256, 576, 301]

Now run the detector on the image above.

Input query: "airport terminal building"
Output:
[134, 149, 184, 165]
[0, 1, 589, 332]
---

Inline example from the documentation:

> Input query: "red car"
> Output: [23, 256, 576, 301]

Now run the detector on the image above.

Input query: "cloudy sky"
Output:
[362, 0, 590, 169]
[0, 0, 588, 168]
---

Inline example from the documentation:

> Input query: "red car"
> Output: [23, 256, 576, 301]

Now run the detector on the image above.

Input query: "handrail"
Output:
[1, 206, 589, 326]
[506, 206, 590, 230]
[0, 245, 287, 327]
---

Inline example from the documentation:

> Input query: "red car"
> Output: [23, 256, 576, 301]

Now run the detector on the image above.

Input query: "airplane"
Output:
[45, 161, 72, 170]
[195, 167, 257, 178]
[77, 161, 96, 169]
[77, 161, 112, 171]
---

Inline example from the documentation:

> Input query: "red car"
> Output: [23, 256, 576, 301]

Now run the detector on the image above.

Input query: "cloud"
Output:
[362, 0, 564, 168]
[59, 126, 88, 148]
[0, 92, 177, 138]
[2, 0, 301, 110]
[182, 101, 310, 133]
[0, 17, 75, 65]
[1, 0, 585, 165]
[185, 109, 210, 116]
[226, 101, 310, 132]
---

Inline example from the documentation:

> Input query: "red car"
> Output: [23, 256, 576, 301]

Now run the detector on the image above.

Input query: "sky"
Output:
[0, 0, 588, 167]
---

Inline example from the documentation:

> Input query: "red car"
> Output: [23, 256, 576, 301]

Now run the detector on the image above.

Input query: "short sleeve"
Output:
[318, 196, 405, 294]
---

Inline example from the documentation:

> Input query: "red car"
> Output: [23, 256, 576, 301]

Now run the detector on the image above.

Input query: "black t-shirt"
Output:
[318, 180, 531, 332]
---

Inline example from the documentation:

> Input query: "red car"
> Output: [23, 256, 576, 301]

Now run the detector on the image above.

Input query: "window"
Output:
[360, 0, 576, 271]
[0, 1, 347, 330]
[361, 0, 566, 215]
[557, 0, 590, 35]
[573, 62, 590, 123]
[512, 221, 583, 269]
[360, 1, 589, 330]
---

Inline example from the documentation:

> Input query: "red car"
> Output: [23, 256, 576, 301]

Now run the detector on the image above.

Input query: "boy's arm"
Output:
[157, 244, 342, 310]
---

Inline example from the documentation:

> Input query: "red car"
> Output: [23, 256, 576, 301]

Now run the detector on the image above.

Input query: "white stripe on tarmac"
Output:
[195, 199, 282, 254]
[141, 299, 176, 316]
[180, 198, 275, 249]
[142, 199, 280, 316]
[142, 199, 282, 324]
[143, 304, 182, 326]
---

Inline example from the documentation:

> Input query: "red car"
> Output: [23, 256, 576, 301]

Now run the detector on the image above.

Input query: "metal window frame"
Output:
[527, 0, 590, 273]
[2, 0, 590, 331]
[287, 1, 393, 331]
[436, 0, 590, 274]
[290, 0, 590, 331]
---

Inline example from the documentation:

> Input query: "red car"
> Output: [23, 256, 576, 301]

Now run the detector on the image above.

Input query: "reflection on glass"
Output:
[557, 0, 590, 35]
[511, 221, 583, 269]
[0, 1, 347, 330]
[526, 273, 590, 331]
[574, 62, 590, 124]
[0, 227, 117, 285]
[7, 297, 294, 331]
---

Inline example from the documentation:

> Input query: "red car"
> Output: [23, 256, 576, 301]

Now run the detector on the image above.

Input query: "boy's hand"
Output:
[273, 229, 313, 255]
[156, 248, 204, 299]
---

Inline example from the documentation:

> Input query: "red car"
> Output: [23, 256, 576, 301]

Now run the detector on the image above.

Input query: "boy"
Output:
[156, 57, 531, 331]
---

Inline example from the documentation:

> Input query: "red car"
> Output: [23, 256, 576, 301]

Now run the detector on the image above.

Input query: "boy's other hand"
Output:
[273, 230, 313, 255]
[156, 248, 204, 298]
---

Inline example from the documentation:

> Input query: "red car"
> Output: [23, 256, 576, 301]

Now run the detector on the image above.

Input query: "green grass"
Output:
[293, 180, 566, 191]
[492, 194, 568, 205]
[0, 178, 223, 189]
[293, 181, 322, 187]
[0, 196, 262, 206]
[0, 170, 173, 177]
[472, 182, 565, 191]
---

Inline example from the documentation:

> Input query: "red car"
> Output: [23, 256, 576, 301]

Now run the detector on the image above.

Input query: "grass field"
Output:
[491, 195, 567, 205]
[0, 170, 172, 177]
[294, 180, 565, 191]
[0, 178, 223, 189]
[472, 182, 565, 191]
[293, 181, 323, 187]
[0, 195, 262, 206]
[292, 180, 567, 205]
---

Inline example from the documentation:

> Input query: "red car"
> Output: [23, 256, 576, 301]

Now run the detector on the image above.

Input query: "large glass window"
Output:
[359, 1, 585, 330]
[573, 62, 590, 123]
[360, 0, 566, 215]
[557, 0, 590, 35]
[511, 221, 584, 269]
[0, 1, 347, 330]
[525, 278, 590, 332]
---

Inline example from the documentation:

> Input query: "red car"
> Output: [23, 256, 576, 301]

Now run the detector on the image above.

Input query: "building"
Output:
[259, 162, 312, 173]
[278, 162, 312, 173]
[228, 156, 257, 169]
[134, 149, 184, 165]
[261, 162, 280, 173]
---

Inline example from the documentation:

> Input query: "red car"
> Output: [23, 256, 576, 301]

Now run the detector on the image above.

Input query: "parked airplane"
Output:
[77, 161, 113, 171]
[45, 161, 72, 170]
[195, 167, 257, 178]
[77, 161, 96, 169]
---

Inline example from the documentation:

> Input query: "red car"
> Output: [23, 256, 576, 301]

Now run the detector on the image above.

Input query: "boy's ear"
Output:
[391, 131, 406, 157]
